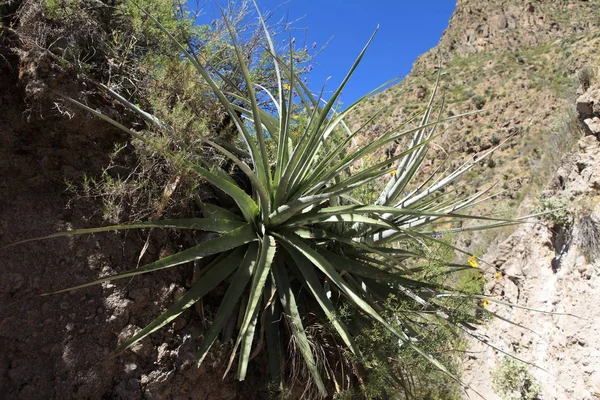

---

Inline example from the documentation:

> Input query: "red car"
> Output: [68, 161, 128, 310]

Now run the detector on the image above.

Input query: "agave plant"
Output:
[9, 1, 522, 397]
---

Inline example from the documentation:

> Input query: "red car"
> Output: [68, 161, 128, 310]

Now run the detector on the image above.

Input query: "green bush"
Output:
[333, 241, 486, 399]
[43, 0, 315, 222]
[471, 94, 486, 110]
[491, 358, 541, 400]
[533, 196, 572, 228]
[578, 66, 596, 90]
[40, 0, 199, 90]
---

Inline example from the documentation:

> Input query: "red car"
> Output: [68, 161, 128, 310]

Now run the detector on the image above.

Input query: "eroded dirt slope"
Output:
[0, 43, 265, 400]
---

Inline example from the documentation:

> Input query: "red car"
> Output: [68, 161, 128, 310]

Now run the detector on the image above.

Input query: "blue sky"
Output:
[197, 1, 456, 105]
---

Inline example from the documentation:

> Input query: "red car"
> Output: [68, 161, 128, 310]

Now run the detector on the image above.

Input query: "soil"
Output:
[0, 45, 266, 400]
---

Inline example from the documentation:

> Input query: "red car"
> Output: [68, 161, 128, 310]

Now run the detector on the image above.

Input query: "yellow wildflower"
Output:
[391, 169, 397, 176]
[494, 271, 502, 279]
[468, 255, 479, 268]
[291, 114, 299, 120]
[482, 298, 490, 308]
[283, 84, 291, 91]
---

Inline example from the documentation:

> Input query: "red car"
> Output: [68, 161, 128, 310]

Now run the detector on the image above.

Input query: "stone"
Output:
[584, 117, 600, 135]
[490, 13, 508, 30]
[577, 86, 600, 119]
[118, 325, 154, 358]
[577, 97, 594, 119]
[124, 363, 138, 374]
[578, 264, 593, 280]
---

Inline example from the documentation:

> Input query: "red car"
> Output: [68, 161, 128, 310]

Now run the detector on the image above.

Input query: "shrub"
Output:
[37, 0, 199, 93]
[578, 66, 596, 90]
[334, 241, 485, 399]
[533, 196, 572, 228]
[471, 94, 486, 110]
[491, 357, 541, 400]
[41, 0, 316, 222]
[10, 2, 515, 397]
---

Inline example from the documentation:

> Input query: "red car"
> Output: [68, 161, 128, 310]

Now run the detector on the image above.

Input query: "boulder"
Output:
[584, 117, 600, 135]
[577, 85, 600, 119]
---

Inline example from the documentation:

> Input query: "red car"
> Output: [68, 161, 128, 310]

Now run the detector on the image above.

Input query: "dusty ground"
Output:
[462, 133, 600, 400]
[0, 48, 266, 400]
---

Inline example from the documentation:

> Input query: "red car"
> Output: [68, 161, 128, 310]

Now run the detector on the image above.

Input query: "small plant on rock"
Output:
[578, 66, 596, 91]
[533, 196, 572, 229]
[491, 357, 542, 400]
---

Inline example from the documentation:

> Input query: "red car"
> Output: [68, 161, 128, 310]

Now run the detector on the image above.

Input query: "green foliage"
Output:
[333, 241, 483, 399]
[36, 0, 204, 124]
[13, 2, 519, 397]
[491, 358, 541, 400]
[578, 66, 597, 90]
[533, 196, 572, 228]
[45, 0, 316, 221]
[471, 94, 486, 110]
[44, 0, 67, 19]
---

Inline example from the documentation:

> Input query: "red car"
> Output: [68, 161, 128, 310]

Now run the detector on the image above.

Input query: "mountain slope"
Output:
[353, 1, 600, 398]
[416, 0, 600, 66]
[352, 0, 600, 253]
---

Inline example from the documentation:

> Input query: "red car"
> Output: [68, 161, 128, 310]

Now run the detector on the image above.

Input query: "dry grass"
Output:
[576, 214, 600, 263]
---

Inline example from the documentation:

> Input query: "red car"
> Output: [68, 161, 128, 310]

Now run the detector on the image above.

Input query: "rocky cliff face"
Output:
[462, 105, 600, 399]
[578, 85, 600, 135]
[408, 1, 600, 398]
[353, 1, 600, 398]
[415, 0, 600, 69]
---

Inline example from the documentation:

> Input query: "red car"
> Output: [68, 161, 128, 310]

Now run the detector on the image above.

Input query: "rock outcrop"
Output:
[415, 0, 600, 70]
[577, 85, 600, 135]
[353, 1, 600, 227]
[462, 105, 600, 398]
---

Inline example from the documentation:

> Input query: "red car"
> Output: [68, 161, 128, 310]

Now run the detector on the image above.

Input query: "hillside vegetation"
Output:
[351, 0, 600, 252]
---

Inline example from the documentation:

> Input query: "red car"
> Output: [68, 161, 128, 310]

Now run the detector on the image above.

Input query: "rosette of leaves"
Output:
[11, 1, 520, 396]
